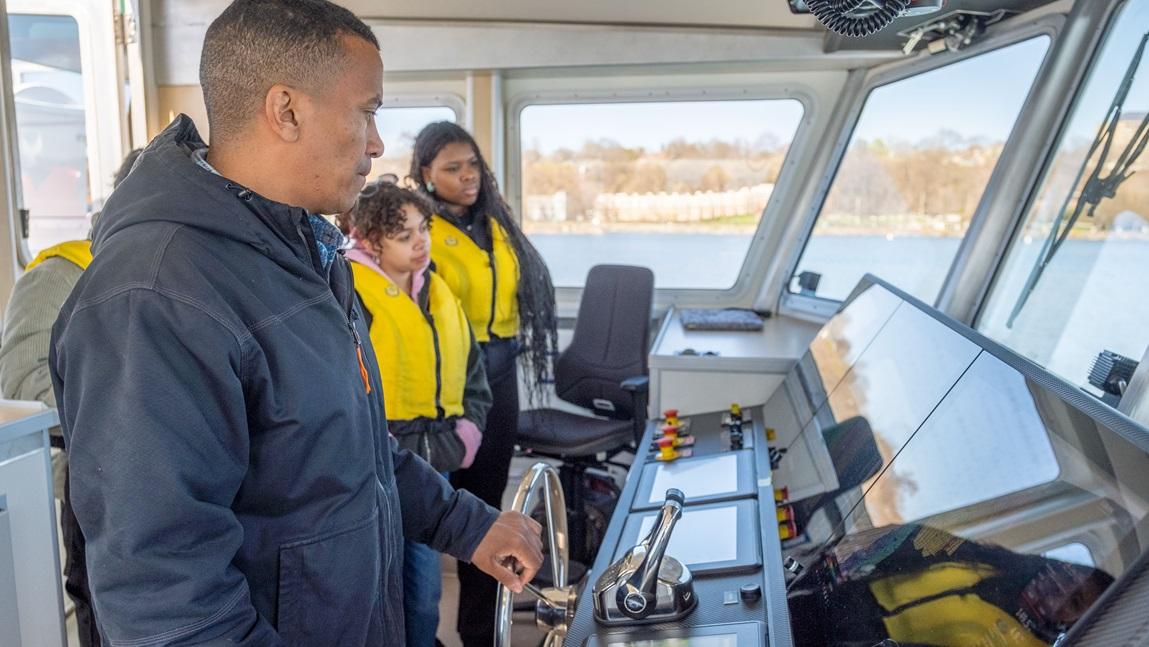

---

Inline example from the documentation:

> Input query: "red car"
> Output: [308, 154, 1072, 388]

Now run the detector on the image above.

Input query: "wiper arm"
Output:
[1006, 31, 1149, 328]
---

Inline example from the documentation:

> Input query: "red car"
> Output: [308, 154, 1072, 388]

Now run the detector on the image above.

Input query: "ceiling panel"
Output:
[339, 0, 821, 29]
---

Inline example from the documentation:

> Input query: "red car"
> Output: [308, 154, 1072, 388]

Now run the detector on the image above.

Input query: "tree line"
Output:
[523, 128, 1148, 232]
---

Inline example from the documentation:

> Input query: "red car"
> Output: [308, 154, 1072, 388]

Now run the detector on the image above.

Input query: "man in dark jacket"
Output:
[48, 1, 542, 644]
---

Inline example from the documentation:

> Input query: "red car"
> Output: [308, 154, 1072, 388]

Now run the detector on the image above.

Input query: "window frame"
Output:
[377, 92, 465, 121]
[778, 16, 1062, 322]
[507, 87, 815, 301]
[371, 92, 464, 182]
[7, 0, 122, 266]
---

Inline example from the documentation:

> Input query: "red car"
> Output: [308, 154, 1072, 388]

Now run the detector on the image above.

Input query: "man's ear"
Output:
[264, 84, 301, 143]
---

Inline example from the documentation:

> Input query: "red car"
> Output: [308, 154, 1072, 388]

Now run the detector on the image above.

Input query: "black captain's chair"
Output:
[517, 264, 655, 565]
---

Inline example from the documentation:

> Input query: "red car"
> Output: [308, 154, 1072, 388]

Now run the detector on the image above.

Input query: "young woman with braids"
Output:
[410, 121, 559, 647]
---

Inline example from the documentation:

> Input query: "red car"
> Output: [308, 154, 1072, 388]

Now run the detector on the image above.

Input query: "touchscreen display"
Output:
[605, 635, 739, 647]
[634, 505, 739, 565]
[803, 283, 903, 408]
[785, 303, 980, 456]
[648, 453, 738, 505]
[776, 301, 980, 528]
[763, 283, 903, 441]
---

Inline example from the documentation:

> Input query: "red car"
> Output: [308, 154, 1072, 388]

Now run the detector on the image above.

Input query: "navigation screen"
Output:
[603, 635, 739, 647]
[775, 299, 980, 515]
[647, 453, 739, 505]
[634, 505, 740, 565]
[803, 282, 904, 412]
[760, 283, 902, 447]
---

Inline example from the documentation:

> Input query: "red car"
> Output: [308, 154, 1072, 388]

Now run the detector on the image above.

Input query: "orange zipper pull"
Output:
[356, 345, 372, 395]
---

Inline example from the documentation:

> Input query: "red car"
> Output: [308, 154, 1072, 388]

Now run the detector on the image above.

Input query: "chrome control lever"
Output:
[593, 488, 697, 625]
[618, 488, 683, 618]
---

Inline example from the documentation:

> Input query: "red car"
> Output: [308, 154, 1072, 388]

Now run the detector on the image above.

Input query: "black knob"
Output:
[739, 583, 762, 603]
[730, 430, 743, 450]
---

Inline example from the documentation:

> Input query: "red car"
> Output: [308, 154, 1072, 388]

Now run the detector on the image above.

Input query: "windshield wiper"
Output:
[1007, 31, 1149, 328]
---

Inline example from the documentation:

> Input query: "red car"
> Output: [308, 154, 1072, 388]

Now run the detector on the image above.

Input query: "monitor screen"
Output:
[633, 505, 740, 565]
[787, 321, 1149, 646]
[761, 283, 903, 451]
[586, 621, 764, 647]
[647, 453, 739, 505]
[772, 295, 980, 505]
[803, 282, 905, 409]
[601, 637, 739, 647]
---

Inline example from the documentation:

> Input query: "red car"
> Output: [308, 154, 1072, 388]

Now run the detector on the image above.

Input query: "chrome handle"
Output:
[618, 488, 684, 619]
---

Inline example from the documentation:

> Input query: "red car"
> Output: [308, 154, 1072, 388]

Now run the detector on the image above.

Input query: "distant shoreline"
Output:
[524, 221, 1149, 241]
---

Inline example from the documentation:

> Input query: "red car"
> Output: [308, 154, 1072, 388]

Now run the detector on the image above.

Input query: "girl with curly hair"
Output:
[339, 180, 492, 647]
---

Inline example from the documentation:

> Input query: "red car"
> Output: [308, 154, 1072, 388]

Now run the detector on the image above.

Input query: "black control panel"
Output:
[566, 407, 791, 647]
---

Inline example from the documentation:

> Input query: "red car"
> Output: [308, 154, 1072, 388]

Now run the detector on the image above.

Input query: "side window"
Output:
[7, 13, 89, 254]
[790, 37, 1050, 303]
[518, 99, 805, 289]
[372, 105, 457, 183]
[978, 0, 1149, 391]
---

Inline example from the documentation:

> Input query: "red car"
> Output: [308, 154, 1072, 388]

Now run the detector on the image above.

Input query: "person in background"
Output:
[0, 148, 141, 647]
[49, 1, 541, 643]
[338, 180, 492, 647]
[410, 121, 560, 647]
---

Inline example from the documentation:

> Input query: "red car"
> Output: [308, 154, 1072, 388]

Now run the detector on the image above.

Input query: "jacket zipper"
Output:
[486, 249, 498, 340]
[426, 311, 445, 419]
[349, 308, 372, 395]
[423, 307, 444, 468]
[292, 210, 371, 395]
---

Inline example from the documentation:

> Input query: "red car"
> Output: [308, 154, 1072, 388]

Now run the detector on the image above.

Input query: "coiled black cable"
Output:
[806, 0, 909, 37]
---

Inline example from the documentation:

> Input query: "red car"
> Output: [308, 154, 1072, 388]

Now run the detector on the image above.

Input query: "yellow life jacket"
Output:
[350, 263, 469, 421]
[26, 240, 93, 271]
[872, 562, 1047, 647]
[429, 215, 519, 342]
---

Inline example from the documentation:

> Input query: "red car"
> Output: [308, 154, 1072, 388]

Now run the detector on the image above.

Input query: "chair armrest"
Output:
[621, 376, 650, 448]
[620, 376, 649, 393]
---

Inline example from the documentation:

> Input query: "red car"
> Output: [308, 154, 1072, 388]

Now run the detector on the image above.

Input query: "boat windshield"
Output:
[978, 0, 1149, 394]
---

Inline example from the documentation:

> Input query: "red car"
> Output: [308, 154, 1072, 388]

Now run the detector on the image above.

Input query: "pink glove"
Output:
[456, 418, 483, 469]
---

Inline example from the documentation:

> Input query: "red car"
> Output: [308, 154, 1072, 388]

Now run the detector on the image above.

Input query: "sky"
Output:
[374, 105, 457, 153]
[372, 1, 1149, 162]
[853, 3, 1149, 146]
[851, 36, 1051, 145]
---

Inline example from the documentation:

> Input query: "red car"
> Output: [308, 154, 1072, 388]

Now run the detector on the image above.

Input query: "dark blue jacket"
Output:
[49, 116, 499, 646]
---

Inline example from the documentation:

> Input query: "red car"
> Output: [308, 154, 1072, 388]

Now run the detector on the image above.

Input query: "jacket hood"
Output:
[93, 114, 304, 261]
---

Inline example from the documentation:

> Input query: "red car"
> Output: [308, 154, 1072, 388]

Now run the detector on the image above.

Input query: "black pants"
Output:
[62, 472, 101, 647]
[451, 337, 518, 647]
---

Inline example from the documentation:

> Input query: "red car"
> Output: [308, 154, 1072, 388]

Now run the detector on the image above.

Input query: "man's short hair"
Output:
[199, 0, 379, 140]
